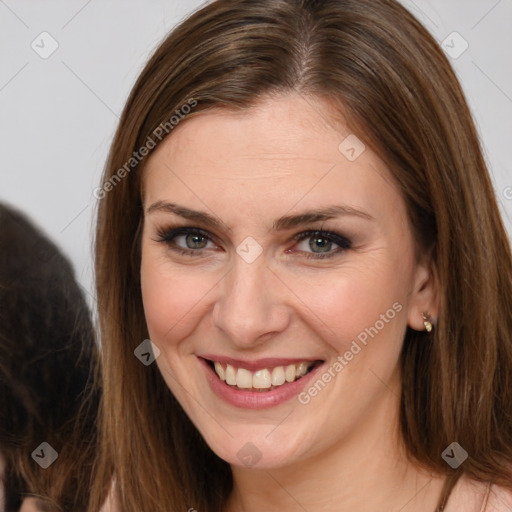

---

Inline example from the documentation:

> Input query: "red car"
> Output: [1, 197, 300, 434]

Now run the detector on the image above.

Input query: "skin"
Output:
[19, 499, 42, 512]
[140, 93, 448, 511]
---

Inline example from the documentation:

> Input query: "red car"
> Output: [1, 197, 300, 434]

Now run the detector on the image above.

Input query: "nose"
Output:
[212, 254, 291, 349]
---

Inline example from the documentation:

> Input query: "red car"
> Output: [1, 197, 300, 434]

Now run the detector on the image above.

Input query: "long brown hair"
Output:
[91, 0, 512, 510]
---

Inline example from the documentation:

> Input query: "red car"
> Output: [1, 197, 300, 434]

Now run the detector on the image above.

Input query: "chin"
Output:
[194, 417, 320, 470]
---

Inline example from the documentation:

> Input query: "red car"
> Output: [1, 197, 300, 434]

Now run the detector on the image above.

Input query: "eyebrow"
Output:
[145, 201, 374, 232]
[146, 201, 231, 232]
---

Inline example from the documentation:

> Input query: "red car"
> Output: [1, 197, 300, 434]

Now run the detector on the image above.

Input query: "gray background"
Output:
[1, 0, 511, 309]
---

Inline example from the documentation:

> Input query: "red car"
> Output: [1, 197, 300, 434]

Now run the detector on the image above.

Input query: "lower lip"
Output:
[200, 358, 324, 409]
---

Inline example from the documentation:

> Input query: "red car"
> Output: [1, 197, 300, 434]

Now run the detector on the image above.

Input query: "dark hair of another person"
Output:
[0, 203, 100, 512]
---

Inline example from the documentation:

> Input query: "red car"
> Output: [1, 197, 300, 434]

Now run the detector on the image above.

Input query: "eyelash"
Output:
[155, 226, 352, 260]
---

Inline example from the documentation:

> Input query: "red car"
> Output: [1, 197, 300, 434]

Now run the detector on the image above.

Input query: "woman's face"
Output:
[140, 94, 435, 469]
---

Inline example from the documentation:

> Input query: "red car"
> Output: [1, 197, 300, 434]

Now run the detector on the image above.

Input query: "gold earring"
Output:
[422, 312, 433, 332]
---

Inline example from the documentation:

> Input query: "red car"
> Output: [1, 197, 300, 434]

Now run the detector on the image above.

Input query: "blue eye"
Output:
[156, 227, 216, 256]
[182, 233, 209, 249]
[155, 227, 351, 259]
[292, 230, 351, 259]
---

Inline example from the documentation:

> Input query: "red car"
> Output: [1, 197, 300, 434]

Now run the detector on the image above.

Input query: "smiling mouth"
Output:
[205, 359, 323, 392]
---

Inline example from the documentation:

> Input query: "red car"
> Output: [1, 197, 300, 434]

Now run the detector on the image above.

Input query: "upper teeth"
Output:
[213, 361, 314, 390]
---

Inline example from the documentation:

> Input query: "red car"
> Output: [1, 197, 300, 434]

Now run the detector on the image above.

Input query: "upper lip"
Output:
[199, 355, 323, 371]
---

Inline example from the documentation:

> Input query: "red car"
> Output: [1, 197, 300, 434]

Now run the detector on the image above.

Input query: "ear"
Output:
[407, 256, 439, 331]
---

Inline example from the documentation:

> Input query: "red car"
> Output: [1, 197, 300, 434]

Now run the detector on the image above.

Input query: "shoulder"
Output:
[449, 475, 512, 512]
[486, 483, 512, 511]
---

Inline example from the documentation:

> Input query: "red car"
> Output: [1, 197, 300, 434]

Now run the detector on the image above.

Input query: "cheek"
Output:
[287, 256, 409, 355]
[140, 233, 413, 359]
[140, 246, 214, 346]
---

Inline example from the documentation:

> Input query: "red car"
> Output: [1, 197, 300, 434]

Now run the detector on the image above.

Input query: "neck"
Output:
[226, 375, 446, 512]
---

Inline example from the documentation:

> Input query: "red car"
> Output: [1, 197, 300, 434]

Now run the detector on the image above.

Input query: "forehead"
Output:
[148, 95, 350, 171]
[142, 94, 404, 225]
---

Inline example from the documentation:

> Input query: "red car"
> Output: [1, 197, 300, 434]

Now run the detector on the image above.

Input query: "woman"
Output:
[91, 0, 512, 510]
